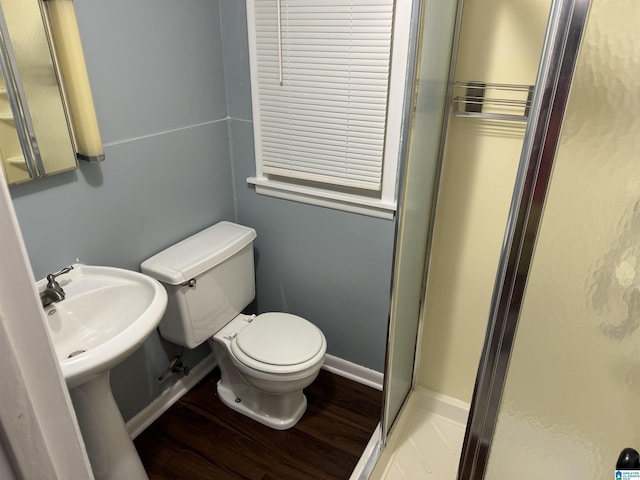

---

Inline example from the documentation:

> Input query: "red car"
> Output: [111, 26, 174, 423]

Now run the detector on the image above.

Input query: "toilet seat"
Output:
[230, 312, 326, 374]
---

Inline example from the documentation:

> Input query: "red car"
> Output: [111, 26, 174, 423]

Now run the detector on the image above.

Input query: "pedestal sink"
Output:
[39, 264, 167, 480]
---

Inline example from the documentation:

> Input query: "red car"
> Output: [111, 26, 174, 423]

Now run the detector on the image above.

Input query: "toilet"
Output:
[140, 221, 326, 430]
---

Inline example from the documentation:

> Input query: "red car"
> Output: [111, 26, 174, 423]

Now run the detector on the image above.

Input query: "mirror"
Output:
[0, 0, 104, 186]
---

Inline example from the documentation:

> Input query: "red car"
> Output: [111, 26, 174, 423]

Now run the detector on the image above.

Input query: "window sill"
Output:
[247, 177, 396, 220]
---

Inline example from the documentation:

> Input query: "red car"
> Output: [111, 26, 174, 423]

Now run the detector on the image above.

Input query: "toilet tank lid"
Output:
[140, 221, 257, 285]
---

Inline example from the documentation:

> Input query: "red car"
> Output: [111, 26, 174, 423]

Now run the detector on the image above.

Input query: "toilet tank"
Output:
[141, 222, 257, 349]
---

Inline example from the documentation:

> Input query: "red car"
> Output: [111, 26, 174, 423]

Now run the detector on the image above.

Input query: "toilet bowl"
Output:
[210, 312, 326, 429]
[140, 221, 327, 429]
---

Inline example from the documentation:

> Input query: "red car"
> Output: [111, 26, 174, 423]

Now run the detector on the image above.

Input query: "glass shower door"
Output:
[484, 0, 640, 476]
[382, 0, 460, 441]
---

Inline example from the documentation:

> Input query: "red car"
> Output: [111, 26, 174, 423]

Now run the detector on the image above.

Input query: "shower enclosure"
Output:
[460, 0, 640, 477]
[374, 0, 640, 477]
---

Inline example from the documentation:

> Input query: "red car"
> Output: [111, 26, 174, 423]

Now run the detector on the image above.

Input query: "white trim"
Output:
[0, 168, 94, 478]
[248, 176, 396, 219]
[0, 436, 17, 480]
[350, 423, 382, 480]
[381, 0, 412, 203]
[126, 353, 216, 439]
[322, 354, 384, 391]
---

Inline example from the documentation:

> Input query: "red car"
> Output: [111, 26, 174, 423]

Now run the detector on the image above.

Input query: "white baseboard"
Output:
[322, 354, 384, 391]
[126, 353, 383, 439]
[126, 353, 216, 439]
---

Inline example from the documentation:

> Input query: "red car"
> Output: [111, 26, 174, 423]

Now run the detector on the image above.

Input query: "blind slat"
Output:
[262, 141, 385, 158]
[260, 105, 387, 122]
[262, 127, 384, 144]
[260, 112, 386, 133]
[262, 167, 382, 190]
[262, 154, 382, 173]
[262, 145, 384, 165]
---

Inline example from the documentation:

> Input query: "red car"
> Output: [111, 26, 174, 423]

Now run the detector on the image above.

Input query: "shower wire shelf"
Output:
[452, 81, 534, 122]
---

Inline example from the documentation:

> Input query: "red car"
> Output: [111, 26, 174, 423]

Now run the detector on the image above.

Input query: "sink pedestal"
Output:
[69, 372, 147, 480]
[38, 264, 166, 479]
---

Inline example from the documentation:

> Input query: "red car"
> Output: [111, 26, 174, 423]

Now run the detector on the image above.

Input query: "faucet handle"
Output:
[47, 265, 73, 288]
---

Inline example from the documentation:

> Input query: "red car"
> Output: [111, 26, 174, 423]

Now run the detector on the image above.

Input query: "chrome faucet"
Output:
[40, 266, 73, 307]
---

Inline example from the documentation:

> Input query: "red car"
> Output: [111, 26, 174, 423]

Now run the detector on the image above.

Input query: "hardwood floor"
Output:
[134, 368, 382, 480]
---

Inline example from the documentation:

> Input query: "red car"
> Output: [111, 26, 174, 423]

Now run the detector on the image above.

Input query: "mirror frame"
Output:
[0, 0, 104, 186]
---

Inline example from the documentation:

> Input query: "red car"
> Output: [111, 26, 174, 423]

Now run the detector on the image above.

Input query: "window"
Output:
[246, 0, 411, 219]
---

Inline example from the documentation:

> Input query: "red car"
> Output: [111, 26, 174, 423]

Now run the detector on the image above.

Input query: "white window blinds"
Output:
[251, 0, 394, 192]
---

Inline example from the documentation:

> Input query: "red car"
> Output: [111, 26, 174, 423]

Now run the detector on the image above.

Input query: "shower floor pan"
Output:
[368, 387, 469, 480]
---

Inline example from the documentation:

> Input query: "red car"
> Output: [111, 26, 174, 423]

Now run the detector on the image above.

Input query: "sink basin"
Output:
[40, 264, 167, 388]
[38, 264, 167, 480]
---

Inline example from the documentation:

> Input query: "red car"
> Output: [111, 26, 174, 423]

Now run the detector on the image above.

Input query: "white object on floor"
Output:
[141, 221, 327, 430]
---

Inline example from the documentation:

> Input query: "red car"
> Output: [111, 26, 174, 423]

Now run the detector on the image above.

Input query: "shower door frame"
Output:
[379, 0, 464, 449]
[456, 0, 592, 478]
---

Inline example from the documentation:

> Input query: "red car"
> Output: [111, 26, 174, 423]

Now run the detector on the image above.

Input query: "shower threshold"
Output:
[363, 388, 469, 480]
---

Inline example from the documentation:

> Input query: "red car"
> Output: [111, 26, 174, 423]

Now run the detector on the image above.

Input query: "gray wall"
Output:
[221, 0, 396, 372]
[231, 119, 396, 371]
[10, 0, 396, 421]
[10, 0, 233, 420]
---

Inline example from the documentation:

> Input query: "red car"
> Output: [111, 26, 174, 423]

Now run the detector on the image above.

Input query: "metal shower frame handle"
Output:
[456, 0, 592, 478]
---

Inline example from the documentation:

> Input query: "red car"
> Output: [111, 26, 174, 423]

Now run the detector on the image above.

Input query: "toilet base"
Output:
[216, 380, 307, 430]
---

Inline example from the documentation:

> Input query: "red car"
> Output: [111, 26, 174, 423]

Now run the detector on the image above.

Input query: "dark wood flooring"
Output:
[134, 368, 382, 480]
